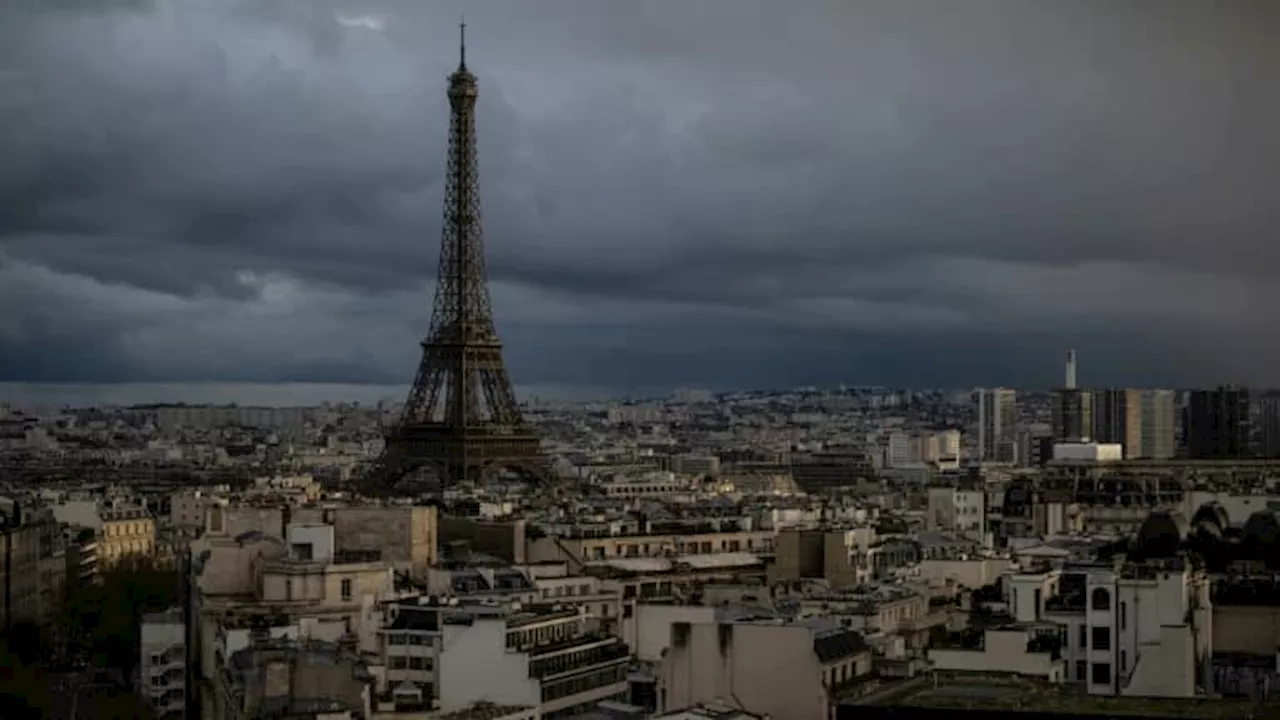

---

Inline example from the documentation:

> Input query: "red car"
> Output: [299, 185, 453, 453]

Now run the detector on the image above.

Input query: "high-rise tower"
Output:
[1052, 350, 1092, 443]
[365, 25, 549, 489]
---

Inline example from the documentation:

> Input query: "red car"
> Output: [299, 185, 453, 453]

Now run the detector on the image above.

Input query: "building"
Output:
[1184, 387, 1250, 460]
[216, 637, 373, 720]
[976, 388, 1017, 463]
[188, 512, 398, 719]
[436, 602, 630, 719]
[1093, 389, 1140, 458]
[1093, 389, 1176, 460]
[140, 608, 186, 720]
[99, 505, 156, 567]
[1258, 395, 1280, 459]
[658, 617, 872, 720]
[0, 502, 66, 627]
[1053, 390, 1094, 444]
[1139, 389, 1177, 460]
[926, 483, 987, 540]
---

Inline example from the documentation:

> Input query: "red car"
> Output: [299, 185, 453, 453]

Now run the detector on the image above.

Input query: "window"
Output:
[1120, 601, 1127, 630]
[1120, 650, 1127, 672]
[285, 579, 293, 601]
[341, 579, 353, 601]
[1078, 624, 1087, 649]
[1091, 662, 1111, 685]
[1091, 626, 1111, 651]
[1034, 588, 1042, 619]
[1075, 661, 1087, 681]
[1091, 588, 1111, 611]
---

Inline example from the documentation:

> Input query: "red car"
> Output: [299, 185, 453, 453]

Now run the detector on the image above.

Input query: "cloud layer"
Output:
[3, 0, 1280, 395]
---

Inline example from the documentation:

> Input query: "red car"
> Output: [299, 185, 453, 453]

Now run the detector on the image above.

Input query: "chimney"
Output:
[1065, 349, 1077, 390]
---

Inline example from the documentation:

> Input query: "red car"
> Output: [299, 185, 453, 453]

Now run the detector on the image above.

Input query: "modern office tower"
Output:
[1139, 389, 1176, 460]
[1054, 389, 1094, 443]
[1258, 395, 1280, 458]
[1184, 386, 1251, 459]
[976, 387, 1017, 463]
[1094, 389, 1142, 458]
[1093, 389, 1176, 460]
[1065, 349, 1078, 389]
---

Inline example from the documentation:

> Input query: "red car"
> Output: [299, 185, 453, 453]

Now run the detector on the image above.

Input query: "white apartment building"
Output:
[658, 618, 872, 720]
[140, 608, 186, 720]
[436, 603, 630, 719]
[926, 485, 987, 539]
[1022, 555, 1212, 697]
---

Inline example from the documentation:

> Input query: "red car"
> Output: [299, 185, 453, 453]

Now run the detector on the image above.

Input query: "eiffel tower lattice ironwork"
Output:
[366, 24, 548, 489]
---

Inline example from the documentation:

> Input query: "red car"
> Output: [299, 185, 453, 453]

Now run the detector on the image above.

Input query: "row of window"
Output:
[387, 633, 431, 646]
[388, 656, 432, 671]
[282, 577, 352, 601]
[540, 665, 627, 703]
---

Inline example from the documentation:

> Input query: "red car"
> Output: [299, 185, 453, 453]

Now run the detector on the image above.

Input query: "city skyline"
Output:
[4, 1, 1280, 395]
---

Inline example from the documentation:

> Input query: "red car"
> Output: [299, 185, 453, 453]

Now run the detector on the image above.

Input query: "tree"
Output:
[62, 554, 181, 686]
[0, 641, 54, 718]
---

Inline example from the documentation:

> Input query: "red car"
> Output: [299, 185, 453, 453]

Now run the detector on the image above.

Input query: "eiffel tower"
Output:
[365, 24, 549, 490]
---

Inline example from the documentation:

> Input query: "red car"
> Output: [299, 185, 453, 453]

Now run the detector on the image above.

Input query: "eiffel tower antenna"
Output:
[362, 24, 549, 492]
[458, 16, 466, 70]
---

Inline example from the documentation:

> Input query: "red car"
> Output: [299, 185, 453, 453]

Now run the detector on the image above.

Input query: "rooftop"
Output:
[438, 702, 532, 720]
[860, 677, 1274, 718]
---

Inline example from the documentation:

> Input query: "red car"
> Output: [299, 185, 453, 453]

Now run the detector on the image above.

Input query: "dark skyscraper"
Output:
[1258, 394, 1280, 459]
[1184, 386, 1250, 460]
[1052, 350, 1091, 443]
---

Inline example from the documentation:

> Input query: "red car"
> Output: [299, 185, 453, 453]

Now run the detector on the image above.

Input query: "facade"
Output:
[1093, 389, 1176, 460]
[436, 604, 630, 719]
[1052, 389, 1094, 444]
[140, 608, 186, 720]
[99, 506, 156, 567]
[976, 388, 1017, 463]
[1258, 395, 1280, 459]
[926, 485, 987, 539]
[1184, 386, 1250, 460]
[188, 514, 397, 719]
[658, 618, 872, 720]
[1093, 389, 1141, 458]
[217, 637, 373, 720]
[0, 503, 66, 626]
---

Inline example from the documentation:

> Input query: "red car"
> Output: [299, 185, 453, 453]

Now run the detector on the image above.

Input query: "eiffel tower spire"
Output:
[364, 26, 548, 490]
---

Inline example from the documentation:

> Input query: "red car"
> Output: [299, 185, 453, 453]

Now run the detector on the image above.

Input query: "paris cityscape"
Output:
[4, 2, 1280, 720]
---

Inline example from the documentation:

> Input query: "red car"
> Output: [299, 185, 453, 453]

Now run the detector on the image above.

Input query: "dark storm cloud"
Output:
[2, 0, 1280, 392]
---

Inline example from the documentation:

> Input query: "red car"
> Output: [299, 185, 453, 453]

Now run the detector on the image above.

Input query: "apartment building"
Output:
[140, 608, 186, 720]
[0, 502, 66, 625]
[188, 515, 397, 718]
[435, 602, 631, 719]
[659, 618, 872, 720]
[99, 505, 156, 567]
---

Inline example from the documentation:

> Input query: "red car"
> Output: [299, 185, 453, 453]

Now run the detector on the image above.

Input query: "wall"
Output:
[626, 604, 717, 663]
[917, 558, 1012, 590]
[928, 629, 1062, 680]
[661, 622, 827, 720]
[437, 619, 539, 712]
[1213, 605, 1280, 655]
[439, 516, 525, 565]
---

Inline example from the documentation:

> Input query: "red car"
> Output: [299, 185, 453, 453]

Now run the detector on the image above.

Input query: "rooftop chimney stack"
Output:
[1065, 349, 1077, 390]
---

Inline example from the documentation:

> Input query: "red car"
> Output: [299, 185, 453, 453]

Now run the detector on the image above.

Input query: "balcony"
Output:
[529, 638, 630, 679]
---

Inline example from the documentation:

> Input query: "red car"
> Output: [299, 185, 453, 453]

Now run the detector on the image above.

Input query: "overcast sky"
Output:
[2, 0, 1279, 401]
